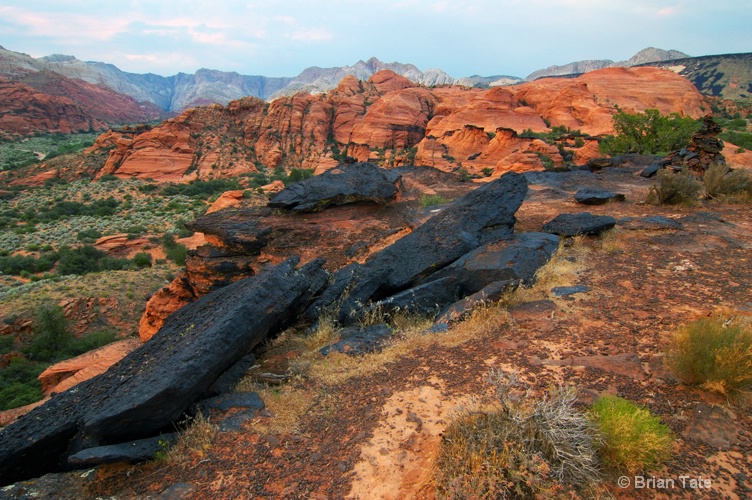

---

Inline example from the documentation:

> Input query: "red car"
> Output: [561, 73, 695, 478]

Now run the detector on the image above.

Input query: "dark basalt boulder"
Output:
[435, 279, 517, 324]
[306, 172, 528, 324]
[574, 188, 625, 205]
[268, 162, 402, 212]
[0, 257, 327, 486]
[366, 232, 560, 319]
[542, 212, 617, 237]
[67, 434, 177, 467]
[320, 324, 394, 356]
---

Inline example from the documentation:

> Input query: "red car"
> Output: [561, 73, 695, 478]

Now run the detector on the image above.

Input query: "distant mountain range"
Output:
[0, 45, 700, 114]
[1, 45, 750, 140]
[525, 47, 690, 80]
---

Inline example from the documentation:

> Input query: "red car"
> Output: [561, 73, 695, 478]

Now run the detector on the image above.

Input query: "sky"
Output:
[1, 1, 750, 79]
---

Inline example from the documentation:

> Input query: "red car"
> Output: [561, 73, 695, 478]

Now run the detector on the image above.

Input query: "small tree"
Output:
[600, 109, 700, 156]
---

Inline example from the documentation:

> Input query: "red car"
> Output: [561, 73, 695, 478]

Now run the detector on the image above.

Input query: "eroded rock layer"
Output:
[86, 67, 707, 182]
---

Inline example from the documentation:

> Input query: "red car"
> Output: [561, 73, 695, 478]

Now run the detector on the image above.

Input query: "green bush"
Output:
[665, 313, 752, 396]
[132, 252, 153, 268]
[68, 330, 118, 356]
[162, 233, 188, 266]
[645, 169, 702, 206]
[434, 372, 600, 498]
[0, 357, 46, 411]
[590, 396, 672, 474]
[0, 252, 59, 275]
[0, 335, 14, 355]
[599, 109, 700, 156]
[287, 168, 315, 184]
[77, 228, 103, 243]
[419, 194, 450, 208]
[35, 197, 120, 222]
[57, 245, 131, 276]
[719, 130, 752, 150]
[161, 179, 240, 198]
[25, 303, 71, 362]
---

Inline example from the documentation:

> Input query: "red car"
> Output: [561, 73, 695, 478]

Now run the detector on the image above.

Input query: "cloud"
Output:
[657, 6, 678, 17]
[288, 28, 333, 42]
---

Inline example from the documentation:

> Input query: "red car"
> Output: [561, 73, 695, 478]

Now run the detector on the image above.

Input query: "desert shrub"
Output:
[36, 197, 120, 221]
[132, 252, 153, 268]
[420, 194, 449, 207]
[645, 169, 702, 206]
[665, 313, 752, 396]
[162, 179, 240, 198]
[600, 109, 700, 156]
[703, 164, 752, 202]
[434, 372, 600, 498]
[162, 233, 188, 266]
[0, 357, 46, 411]
[25, 303, 71, 362]
[457, 167, 471, 182]
[589, 395, 673, 474]
[0, 252, 58, 275]
[719, 130, 752, 150]
[287, 168, 315, 184]
[0, 335, 14, 355]
[77, 228, 102, 243]
[68, 329, 118, 356]
[56, 245, 132, 275]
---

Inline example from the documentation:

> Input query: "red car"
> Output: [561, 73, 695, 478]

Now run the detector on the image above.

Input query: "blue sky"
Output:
[1, 1, 750, 79]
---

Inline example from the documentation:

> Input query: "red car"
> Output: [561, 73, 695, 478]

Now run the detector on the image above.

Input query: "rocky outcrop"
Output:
[574, 188, 626, 205]
[542, 213, 617, 236]
[268, 162, 402, 212]
[513, 67, 706, 136]
[38, 339, 141, 396]
[0, 257, 327, 485]
[306, 172, 528, 324]
[0, 68, 164, 139]
[367, 232, 560, 319]
[86, 67, 709, 182]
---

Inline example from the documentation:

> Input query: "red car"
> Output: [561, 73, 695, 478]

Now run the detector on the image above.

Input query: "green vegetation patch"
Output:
[590, 395, 673, 474]
[599, 109, 701, 156]
[0, 132, 99, 171]
[666, 312, 752, 396]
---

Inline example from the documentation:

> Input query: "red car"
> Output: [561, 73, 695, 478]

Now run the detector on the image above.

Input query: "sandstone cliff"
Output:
[88, 67, 708, 183]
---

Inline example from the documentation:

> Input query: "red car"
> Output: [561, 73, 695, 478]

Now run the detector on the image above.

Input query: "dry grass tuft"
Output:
[703, 163, 752, 203]
[433, 371, 601, 498]
[160, 411, 217, 464]
[645, 168, 702, 206]
[509, 237, 589, 306]
[665, 311, 752, 397]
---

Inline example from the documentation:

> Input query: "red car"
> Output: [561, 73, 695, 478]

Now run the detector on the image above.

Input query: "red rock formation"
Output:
[38, 339, 141, 395]
[87, 67, 708, 182]
[513, 67, 707, 135]
[207, 190, 245, 214]
[139, 272, 197, 341]
[0, 70, 164, 139]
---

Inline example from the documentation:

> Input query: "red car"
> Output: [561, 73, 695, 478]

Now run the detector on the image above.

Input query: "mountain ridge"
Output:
[525, 47, 690, 81]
